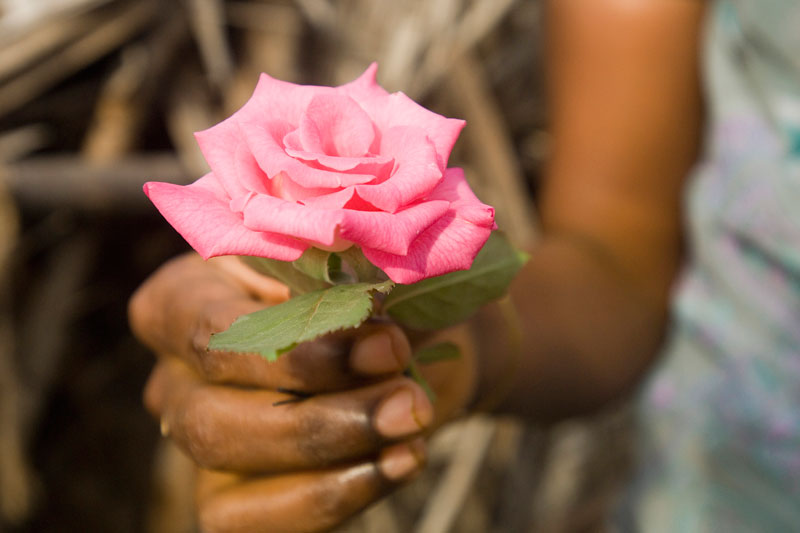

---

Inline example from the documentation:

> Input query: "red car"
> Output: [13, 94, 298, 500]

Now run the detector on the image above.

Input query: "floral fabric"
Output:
[629, 1, 800, 530]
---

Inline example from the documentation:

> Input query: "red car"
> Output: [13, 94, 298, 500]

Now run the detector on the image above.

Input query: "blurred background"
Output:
[0, 0, 630, 531]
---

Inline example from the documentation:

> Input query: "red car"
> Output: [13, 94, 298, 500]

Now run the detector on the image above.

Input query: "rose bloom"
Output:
[145, 64, 495, 284]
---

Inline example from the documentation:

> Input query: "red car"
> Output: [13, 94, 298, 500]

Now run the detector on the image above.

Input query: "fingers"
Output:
[131, 253, 412, 392]
[209, 255, 290, 304]
[129, 253, 264, 360]
[195, 440, 425, 533]
[146, 359, 433, 473]
[196, 321, 412, 392]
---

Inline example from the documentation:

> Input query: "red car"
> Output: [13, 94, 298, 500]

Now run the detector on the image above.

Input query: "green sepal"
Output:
[291, 247, 338, 284]
[241, 255, 329, 295]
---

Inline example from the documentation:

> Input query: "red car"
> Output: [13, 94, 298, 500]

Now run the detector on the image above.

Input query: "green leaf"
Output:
[415, 342, 461, 364]
[208, 280, 395, 360]
[384, 232, 528, 330]
[241, 255, 329, 295]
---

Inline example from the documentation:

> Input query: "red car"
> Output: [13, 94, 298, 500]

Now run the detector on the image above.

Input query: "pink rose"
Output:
[144, 64, 495, 284]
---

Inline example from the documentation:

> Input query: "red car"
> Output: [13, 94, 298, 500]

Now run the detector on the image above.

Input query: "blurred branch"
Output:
[415, 416, 496, 533]
[187, 0, 235, 94]
[0, 0, 157, 118]
[0, 125, 51, 163]
[1, 154, 189, 211]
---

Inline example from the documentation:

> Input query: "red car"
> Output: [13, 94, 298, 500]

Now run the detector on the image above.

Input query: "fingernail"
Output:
[350, 332, 404, 375]
[379, 439, 426, 481]
[374, 387, 433, 438]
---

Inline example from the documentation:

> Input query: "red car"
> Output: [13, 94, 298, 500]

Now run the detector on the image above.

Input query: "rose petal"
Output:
[339, 64, 464, 169]
[354, 126, 442, 212]
[144, 174, 306, 261]
[362, 168, 495, 284]
[426, 168, 495, 226]
[300, 188, 382, 211]
[268, 172, 339, 203]
[298, 187, 358, 209]
[337, 200, 450, 255]
[245, 72, 333, 125]
[240, 119, 378, 188]
[298, 94, 375, 157]
[283, 146, 394, 174]
[240, 194, 450, 255]
[194, 118, 270, 197]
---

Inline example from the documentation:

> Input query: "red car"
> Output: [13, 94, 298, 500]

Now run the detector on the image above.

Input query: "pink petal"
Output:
[301, 189, 382, 211]
[299, 187, 358, 209]
[268, 172, 339, 203]
[144, 174, 307, 261]
[239, 119, 377, 188]
[362, 168, 495, 284]
[337, 63, 387, 99]
[241, 194, 345, 247]
[338, 200, 450, 255]
[194, 118, 270, 197]
[339, 65, 465, 169]
[354, 126, 442, 212]
[240, 194, 450, 255]
[283, 146, 394, 174]
[427, 168, 495, 225]
[244, 72, 335, 125]
[298, 94, 375, 157]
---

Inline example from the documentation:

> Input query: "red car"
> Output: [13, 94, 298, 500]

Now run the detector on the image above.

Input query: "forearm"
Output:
[473, 233, 669, 422]
[472, 0, 707, 423]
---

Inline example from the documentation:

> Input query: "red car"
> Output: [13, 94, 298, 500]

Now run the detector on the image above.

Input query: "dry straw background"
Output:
[0, 1, 631, 531]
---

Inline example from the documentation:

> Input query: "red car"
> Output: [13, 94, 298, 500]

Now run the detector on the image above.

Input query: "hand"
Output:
[129, 253, 476, 532]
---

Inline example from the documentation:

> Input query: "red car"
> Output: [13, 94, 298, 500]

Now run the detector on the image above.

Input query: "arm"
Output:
[476, 0, 707, 421]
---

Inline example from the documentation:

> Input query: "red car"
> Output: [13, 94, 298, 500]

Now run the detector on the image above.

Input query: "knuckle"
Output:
[196, 350, 226, 382]
[175, 391, 225, 468]
[296, 405, 375, 466]
[309, 483, 355, 527]
[307, 465, 383, 530]
[295, 408, 340, 465]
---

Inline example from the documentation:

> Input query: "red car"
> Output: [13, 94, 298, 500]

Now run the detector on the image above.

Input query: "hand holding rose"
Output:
[129, 254, 476, 533]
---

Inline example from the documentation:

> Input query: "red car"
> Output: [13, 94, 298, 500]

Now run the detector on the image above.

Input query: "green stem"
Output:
[406, 358, 436, 404]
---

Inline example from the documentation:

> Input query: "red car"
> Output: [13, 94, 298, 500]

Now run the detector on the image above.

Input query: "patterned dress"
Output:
[627, 0, 800, 530]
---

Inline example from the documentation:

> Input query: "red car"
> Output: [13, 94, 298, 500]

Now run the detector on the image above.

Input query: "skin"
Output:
[129, 0, 708, 530]
[130, 254, 476, 532]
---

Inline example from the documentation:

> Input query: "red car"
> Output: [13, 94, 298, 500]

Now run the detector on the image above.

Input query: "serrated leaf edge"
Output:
[384, 254, 525, 311]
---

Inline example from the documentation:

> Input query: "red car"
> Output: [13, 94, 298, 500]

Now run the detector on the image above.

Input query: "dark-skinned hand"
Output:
[129, 253, 476, 533]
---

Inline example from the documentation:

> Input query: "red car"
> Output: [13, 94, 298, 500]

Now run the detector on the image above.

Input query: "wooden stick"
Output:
[0, 0, 158, 118]
[0, 10, 94, 84]
[1, 154, 189, 211]
[415, 416, 496, 533]
[0, 124, 51, 163]
[411, 0, 518, 97]
[82, 9, 188, 162]
[187, 0, 235, 93]
[0, 181, 32, 525]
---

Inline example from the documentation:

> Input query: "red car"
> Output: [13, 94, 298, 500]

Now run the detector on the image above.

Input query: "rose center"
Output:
[293, 93, 376, 158]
